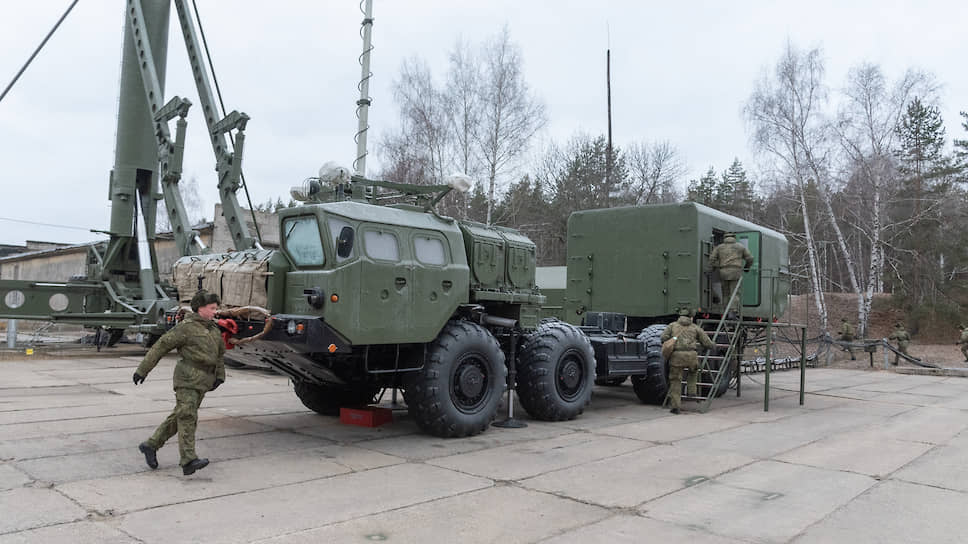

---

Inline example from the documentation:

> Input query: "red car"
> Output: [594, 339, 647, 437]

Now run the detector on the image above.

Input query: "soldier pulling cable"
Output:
[133, 289, 226, 476]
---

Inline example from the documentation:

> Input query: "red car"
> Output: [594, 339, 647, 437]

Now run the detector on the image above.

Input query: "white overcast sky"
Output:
[1, 0, 966, 246]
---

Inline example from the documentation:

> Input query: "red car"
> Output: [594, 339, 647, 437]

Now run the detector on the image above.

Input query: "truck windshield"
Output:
[283, 216, 325, 266]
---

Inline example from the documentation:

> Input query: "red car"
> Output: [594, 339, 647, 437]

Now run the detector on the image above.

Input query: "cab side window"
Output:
[364, 230, 400, 262]
[328, 218, 356, 263]
[414, 234, 447, 266]
[282, 216, 325, 266]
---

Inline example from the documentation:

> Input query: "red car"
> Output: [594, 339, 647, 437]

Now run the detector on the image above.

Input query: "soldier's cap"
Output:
[724, 232, 736, 238]
[678, 308, 692, 317]
[841, 317, 847, 322]
[190, 289, 221, 312]
[895, 322, 903, 327]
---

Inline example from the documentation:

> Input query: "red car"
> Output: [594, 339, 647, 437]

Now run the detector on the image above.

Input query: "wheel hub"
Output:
[556, 351, 585, 400]
[457, 365, 485, 398]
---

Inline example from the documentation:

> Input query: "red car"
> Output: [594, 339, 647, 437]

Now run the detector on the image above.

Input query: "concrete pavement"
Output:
[2, 354, 967, 543]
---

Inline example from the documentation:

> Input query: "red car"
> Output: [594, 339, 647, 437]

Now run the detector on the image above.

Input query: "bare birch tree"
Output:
[625, 141, 686, 204]
[475, 26, 546, 225]
[745, 43, 831, 330]
[835, 63, 935, 334]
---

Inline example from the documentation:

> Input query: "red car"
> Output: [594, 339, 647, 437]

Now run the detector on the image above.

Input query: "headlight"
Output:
[287, 320, 297, 335]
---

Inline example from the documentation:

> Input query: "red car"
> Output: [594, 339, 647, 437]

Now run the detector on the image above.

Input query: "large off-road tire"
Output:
[631, 324, 669, 405]
[402, 320, 506, 438]
[294, 381, 381, 416]
[516, 321, 595, 421]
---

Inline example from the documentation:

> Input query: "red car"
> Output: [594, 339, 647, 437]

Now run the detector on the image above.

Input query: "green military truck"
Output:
[171, 175, 596, 438]
[537, 202, 789, 403]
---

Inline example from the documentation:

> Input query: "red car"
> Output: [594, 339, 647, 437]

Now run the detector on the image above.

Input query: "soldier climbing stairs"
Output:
[665, 280, 747, 413]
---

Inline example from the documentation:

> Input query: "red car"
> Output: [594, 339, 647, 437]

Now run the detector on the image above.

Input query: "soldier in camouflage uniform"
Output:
[661, 308, 716, 414]
[888, 322, 911, 366]
[839, 317, 856, 361]
[708, 232, 754, 319]
[958, 325, 968, 362]
[133, 289, 226, 475]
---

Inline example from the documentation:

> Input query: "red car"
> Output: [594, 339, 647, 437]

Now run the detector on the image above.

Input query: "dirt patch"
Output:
[824, 342, 968, 370]
[781, 293, 962, 344]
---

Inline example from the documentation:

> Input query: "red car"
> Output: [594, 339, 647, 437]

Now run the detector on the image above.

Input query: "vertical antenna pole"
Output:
[354, 0, 374, 178]
[605, 45, 613, 208]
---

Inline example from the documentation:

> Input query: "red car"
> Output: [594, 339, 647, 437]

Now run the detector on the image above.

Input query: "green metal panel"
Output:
[563, 202, 788, 322]
[275, 202, 471, 345]
[358, 223, 413, 340]
[460, 223, 505, 288]
[736, 231, 761, 306]
[535, 266, 566, 321]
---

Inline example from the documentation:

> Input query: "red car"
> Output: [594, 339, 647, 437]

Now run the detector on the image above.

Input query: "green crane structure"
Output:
[0, 0, 258, 344]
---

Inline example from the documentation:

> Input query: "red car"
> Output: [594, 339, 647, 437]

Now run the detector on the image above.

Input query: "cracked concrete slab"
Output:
[0, 521, 136, 544]
[521, 443, 754, 508]
[4, 356, 968, 543]
[58, 444, 403, 513]
[259, 485, 609, 544]
[0, 487, 87, 535]
[544, 513, 750, 543]
[0, 465, 31, 491]
[643, 461, 875, 543]
[118, 463, 491, 544]
[427, 432, 647, 481]
[793, 480, 968, 544]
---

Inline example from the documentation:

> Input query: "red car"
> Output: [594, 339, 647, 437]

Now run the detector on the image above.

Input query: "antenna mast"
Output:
[354, 0, 374, 177]
[605, 46, 613, 208]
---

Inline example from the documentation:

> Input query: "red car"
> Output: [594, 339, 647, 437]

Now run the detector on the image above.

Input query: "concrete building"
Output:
[0, 205, 277, 284]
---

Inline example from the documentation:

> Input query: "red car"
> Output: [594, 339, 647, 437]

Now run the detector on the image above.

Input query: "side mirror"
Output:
[337, 226, 355, 258]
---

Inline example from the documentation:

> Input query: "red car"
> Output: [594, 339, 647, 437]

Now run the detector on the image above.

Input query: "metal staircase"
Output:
[666, 278, 746, 413]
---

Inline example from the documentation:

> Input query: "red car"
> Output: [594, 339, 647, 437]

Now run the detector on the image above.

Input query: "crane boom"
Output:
[172, 0, 260, 251]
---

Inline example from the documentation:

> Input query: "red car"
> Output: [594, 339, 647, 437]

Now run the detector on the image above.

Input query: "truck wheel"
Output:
[294, 381, 380, 416]
[403, 320, 505, 438]
[632, 324, 669, 404]
[516, 322, 595, 421]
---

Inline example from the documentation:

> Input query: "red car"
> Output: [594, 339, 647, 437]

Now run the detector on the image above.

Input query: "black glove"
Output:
[211, 378, 224, 391]
[133, 372, 145, 385]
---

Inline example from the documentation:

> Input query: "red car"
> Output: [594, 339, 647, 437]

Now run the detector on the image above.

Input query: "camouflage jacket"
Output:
[889, 329, 911, 344]
[840, 321, 855, 340]
[959, 330, 968, 345]
[661, 316, 715, 353]
[708, 241, 754, 280]
[136, 313, 226, 392]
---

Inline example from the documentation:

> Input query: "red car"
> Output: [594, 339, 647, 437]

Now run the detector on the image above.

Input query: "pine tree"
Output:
[687, 167, 719, 206]
[895, 97, 946, 215]
[893, 97, 953, 304]
[720, 158, 756, 220]
[955, 111, 968, 170]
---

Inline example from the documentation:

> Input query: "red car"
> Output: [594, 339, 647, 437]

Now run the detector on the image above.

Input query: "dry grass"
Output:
[775, 293, 967, 369]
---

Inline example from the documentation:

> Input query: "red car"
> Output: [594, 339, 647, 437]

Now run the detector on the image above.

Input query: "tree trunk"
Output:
[798, 180, 828, 331]
[860, 181, 881, 338]
[486, 162, 497, 226]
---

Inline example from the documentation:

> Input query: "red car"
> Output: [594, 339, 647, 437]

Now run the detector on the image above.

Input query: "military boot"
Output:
[182, 458, 209, 475]
[138, 442, 158, 470]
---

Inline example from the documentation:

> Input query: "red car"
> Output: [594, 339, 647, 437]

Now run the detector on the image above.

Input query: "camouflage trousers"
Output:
[722, 278, 741, 312]
[961, 344, 968, 361]
[667, 352, 699, 411]
[145, 388, 206, 466]
[840, 335, 855, 359]
[894, 342, 909, 365]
